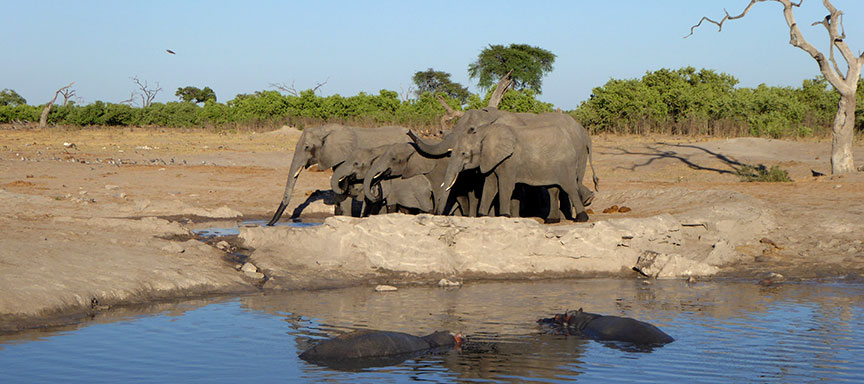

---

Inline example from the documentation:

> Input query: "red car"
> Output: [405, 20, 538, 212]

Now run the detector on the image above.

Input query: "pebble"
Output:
[216, 240, 231, 250]
[375, 284, 398, 292]
[104, 185, 119, 190]
[241, 262, 258, 273]
[438, 278, 462, 287]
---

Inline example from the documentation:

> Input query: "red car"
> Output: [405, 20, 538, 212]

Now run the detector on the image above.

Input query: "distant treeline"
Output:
[2, 67, 862, 138]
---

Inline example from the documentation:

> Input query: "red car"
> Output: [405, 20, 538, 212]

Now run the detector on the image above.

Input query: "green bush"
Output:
[735, 164, 792, 182]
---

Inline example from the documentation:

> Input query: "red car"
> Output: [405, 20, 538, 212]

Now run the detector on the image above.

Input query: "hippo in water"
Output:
[538, 308, 674, 346]
[300, 330, 464, 369]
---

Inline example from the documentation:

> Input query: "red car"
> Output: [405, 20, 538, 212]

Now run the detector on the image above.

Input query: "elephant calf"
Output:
[538, 308, 674, 345]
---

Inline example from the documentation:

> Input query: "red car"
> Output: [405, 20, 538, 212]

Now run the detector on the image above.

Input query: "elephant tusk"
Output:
[293, 168, 303, 178]
[444, 177, 457, 192]
[374, 171, 384, 179]
[338, 175, 348, 183]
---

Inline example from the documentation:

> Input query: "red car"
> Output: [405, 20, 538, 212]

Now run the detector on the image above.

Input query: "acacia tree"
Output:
[688, 0, 863, 174]
[0, 89, 27, 106]
[412, 68, 470, 103]
[467, 44, 556, 93]
[176, 86, 217, 103]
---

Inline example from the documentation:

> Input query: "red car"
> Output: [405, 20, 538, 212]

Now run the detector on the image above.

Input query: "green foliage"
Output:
[0, 89, 27, 106]
[735, 164, 792, 182]
[176, 86, 217, 103]
[468, 44, 556, 93]
[468, 88, 554, 113]
[572, 67, 843, 137]
[412, 68, 470, 103]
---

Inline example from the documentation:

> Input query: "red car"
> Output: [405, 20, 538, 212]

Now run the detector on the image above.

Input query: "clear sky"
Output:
[2, 0, 862, 110]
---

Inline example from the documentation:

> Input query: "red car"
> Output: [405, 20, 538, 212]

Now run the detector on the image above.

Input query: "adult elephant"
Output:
[267, 123, 409, 225]
[439, 120, 592, 222]
[409, 107, 597, 218]
[331, 145, 433, 215]
[362, 143, 475, 216]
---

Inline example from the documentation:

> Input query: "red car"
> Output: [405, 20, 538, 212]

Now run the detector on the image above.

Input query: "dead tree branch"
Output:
[487, 69, 514, 108]
[39, 82, 74, 128]
[687, 0, 864, 174]
[59, 87, 76, 106]
[437, 94, 465, 132]
[119, 92, 136, 106]
[271, 78, 329, 96]
[312, 78, 329, 93]
[132, 76, 161, 107]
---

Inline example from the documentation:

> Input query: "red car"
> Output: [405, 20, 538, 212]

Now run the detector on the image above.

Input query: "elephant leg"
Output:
[561, 180, 589, 222]
[333, 193, 349, 216]
[497, 173, 516, 218]
[454, 195, 469, 216]
[578, 182, 595, 207]
[546, 187, 561, 224]
[478, 175, 497, 217]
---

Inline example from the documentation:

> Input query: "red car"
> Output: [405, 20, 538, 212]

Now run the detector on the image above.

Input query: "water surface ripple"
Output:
[1, 279, 862, 383]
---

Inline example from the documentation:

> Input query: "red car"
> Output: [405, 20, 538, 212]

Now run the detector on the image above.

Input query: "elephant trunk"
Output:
[364, 158, 388, 202]
[267, 150, 309, 226]
[409, 130, 454, 156]
[330, 164, 353, 195]
[436, 160, 463, 214]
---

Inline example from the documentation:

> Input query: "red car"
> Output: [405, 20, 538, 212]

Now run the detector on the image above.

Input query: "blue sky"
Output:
[2, 0, 862, 110]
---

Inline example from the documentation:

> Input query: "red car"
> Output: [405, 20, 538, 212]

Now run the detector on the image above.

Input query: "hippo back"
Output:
[300, 330, 433, 361]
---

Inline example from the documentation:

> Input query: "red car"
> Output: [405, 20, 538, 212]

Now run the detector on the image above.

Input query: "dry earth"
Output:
[1, 124, 863, 331]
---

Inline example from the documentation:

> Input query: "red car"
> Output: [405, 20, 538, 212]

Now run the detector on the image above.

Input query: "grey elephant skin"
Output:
[268, 123, 410, 225]
[332, 145, 433, 214]
[538, 309, 674, 346]
[300, 330, 462, 369]
[409, 108, 597, 220]
[439, 120, 594, 221]
[364, 142, 471, 216]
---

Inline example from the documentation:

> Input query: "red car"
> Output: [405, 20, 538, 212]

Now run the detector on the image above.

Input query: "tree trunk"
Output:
[831, 93, 856, 174]
[39, 83, 74, 128]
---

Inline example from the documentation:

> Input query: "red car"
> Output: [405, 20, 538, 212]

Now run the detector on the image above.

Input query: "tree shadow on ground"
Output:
[604, 142, 754, 175]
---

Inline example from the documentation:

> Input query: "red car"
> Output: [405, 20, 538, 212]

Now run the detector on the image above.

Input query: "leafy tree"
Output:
[175, 86, 217, 103]
[0, 89, 26, 106]
[412, 68, 469, 103]
[468, 44, 556, 93]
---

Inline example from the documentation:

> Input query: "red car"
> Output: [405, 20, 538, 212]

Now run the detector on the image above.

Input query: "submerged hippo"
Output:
[300, 330, 464, 365]
[539, 308, 674, 345]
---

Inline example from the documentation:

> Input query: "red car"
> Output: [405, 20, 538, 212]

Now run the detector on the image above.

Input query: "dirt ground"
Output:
[1, 124, 863, 331]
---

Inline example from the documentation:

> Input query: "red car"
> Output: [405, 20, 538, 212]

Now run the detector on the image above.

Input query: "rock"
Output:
[245, 271, 265, 279]
[161, 242, 186, 253]
[602, 205, 619, 214]
[586, 209, 594, 214]
[104, 185, 120, 190]
[216, 240, 231, 250]
[375, 285, 398, 292]
[618, 206, 631, 213]
[438, 278, 462, 287]
[241, 262, 258, 273]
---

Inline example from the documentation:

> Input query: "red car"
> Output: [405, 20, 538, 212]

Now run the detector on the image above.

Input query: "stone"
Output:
[375, 285, 398, 292]
[216, 240, 231, 250]
[241, 262, 258, 273]
[438, 278, 462, 287]
[161, 242, 186, 254]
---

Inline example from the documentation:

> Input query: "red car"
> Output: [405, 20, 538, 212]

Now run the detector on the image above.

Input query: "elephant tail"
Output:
[587, 142, 599, 192]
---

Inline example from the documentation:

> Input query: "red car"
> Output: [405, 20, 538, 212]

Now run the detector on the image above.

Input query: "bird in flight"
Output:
[166, 49, 176, 55]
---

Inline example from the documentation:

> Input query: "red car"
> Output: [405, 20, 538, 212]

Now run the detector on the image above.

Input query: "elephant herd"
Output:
[266, 107, 598, 226]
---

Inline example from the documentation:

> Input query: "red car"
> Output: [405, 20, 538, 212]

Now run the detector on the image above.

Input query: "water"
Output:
[191, 219, 322, 238]
[1, 279, 863, 383]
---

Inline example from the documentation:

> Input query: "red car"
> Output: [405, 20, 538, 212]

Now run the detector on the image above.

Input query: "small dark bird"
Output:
[811, 169, 825, 177]
[166, 49, 176, 55]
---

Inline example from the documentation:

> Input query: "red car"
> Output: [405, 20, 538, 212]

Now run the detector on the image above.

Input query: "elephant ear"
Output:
[318, 128, 356, 169]
[403, 150, 436, 178]
[479, 126, 515, 174]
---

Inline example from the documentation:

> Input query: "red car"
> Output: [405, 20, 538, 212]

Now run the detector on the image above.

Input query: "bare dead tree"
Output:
[131, 76, 161, 107]
[399, 84, 416, 102]
[270, 78, 329, 96]
[437, 94, 465, 132]
[687, 0, 863, 174]
[487, 69, 514, 109]
[119, 92, 136, 106]
[59, 87, 77, 106]
[39, 82, 74, 128]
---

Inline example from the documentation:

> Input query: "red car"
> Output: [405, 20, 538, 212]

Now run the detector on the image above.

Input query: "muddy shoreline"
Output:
[1, 127, 863, 332]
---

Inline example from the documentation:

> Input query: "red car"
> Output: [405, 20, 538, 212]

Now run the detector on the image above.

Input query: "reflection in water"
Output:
[0, 279, 862, 383]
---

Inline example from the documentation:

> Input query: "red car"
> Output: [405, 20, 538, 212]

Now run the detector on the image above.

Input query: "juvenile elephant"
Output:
[362, 143, 475, 216]
[331, 145, 433, 215]
[409, 108, 597, 219]
[267, 123, 409, 225]
[439, 121, 592, 221]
